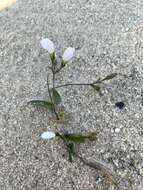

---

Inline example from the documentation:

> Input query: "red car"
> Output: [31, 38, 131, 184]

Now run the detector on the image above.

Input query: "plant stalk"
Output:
[47, 75, 59, 120]
[55, 81, 101, 89]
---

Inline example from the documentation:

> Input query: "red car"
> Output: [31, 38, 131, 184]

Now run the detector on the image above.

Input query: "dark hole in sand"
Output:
[115, 102, 125, 109]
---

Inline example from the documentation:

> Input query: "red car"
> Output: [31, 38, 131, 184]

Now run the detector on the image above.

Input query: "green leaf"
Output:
[50, 88, 62, 104]
[102, 73, 117, 81]
[69, 151, 73, 162]
[64, 132, 98, 143]
[50, 52, 56, 63]
[64, 134, 87, 143]
[68, 143, 74, 162]
[59, 111, 65, 118]
[90, 84, 101, 91]
[29, 100, 54, 111]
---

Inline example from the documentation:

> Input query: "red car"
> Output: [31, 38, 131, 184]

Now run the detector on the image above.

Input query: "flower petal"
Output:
[41, 131, 56, 140]
[62, 47, 75, 62]
[40, 38, 55, 54]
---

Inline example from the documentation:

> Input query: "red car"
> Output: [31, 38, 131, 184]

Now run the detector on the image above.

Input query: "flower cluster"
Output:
[41, 38, 75, 66]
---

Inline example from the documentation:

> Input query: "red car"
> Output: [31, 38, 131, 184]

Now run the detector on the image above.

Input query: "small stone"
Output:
[115, 128, 120, 133]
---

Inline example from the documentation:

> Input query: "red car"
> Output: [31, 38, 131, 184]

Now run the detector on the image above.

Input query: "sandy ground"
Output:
[0, 0, 143, 189]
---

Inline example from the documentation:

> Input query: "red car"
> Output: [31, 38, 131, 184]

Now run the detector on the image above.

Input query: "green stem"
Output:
[56, 132, 69, 147]
[55, 65, 64, 74]
[55, 81, 101, 89]
[47, 75, 59, 120]
[55, 83, 92, 88]
[52, 61, 56, 88]
[54, 78, 101, 89]
[56, 132, 74, 162]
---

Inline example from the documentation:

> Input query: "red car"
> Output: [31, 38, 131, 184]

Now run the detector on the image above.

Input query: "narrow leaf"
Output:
[69, 151, 73, 162]
[102, 73, 117, 81]
[64, 134, 87, 143]
[64, 132, 98, 143]
[50, 88, 62, 104]
[59, 111, 65, 118]
[29, 100, 54, 111]
[90, 84, 101, 91]
[68, 143, 74, 162]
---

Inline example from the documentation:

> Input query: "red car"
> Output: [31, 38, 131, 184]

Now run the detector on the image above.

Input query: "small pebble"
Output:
[115, 128, 120, 133]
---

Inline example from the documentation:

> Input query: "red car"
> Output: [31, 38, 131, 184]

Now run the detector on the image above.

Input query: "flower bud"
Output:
[40, 38, 55, 54]
[62, 47, 75, 63]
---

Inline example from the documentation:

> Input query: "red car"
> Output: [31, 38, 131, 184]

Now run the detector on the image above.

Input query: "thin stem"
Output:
[46, 57, 60, 120]
[52, 69, 55, 88]
[47, 75, 59, 120]
[52, 60, 56, 88]
[55, 83, 91, 88]
[56, 132, 68, 144]
[55, 65, 63, 74]
[55, 78, 101, 89]
[55, 82, 99, 89]
[56, 132, 73, 160]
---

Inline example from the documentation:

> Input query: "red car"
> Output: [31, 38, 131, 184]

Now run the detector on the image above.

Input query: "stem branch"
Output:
[55, 83, 92, 88]
[55, 81, 101, 89]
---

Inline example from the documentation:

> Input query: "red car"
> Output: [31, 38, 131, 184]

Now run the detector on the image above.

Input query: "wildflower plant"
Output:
[29, 38, 118, 185]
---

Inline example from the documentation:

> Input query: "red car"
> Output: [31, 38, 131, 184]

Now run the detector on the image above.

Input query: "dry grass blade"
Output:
[76, 154, 119, 186]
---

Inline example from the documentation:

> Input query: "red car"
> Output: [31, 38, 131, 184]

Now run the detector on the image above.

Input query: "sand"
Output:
[0, 0, 143, 189]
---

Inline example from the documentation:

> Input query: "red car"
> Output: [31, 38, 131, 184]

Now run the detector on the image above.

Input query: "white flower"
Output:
[40, 38, 55, 54]
[62, 47, 75, 62]
[41, 131, 56, 140]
